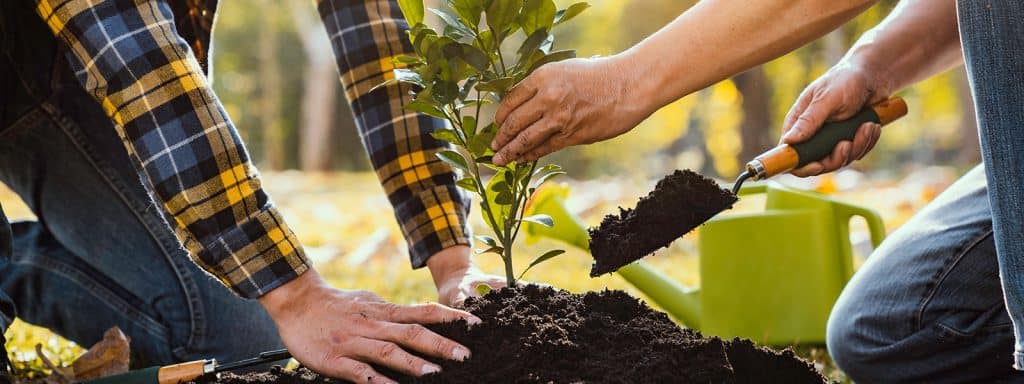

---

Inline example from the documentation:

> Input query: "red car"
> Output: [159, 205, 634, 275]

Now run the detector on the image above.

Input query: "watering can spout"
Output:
[524, 184, 703, 327]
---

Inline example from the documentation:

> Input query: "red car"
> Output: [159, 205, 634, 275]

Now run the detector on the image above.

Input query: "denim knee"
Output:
[826, 297, 888, 382]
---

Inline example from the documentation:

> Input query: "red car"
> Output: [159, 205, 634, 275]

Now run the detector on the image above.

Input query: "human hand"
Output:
[781, 60, 893, 177]
[490, 56, 650, 165]
[259, 270, 481, 383]
[427, 246, 507, 307]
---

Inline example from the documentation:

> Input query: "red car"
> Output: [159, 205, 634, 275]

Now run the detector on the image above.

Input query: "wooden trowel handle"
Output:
[158, 360, 209, 384]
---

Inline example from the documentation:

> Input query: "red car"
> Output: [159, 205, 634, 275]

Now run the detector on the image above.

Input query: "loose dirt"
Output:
[193, 286, 825, 383]
[588, 169, 737, 276]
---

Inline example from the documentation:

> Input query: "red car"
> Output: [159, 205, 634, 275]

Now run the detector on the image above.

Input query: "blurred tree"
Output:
[289, 2, 337, 171]
[257, 0, 285, 169]
[734, 67, 774, 165]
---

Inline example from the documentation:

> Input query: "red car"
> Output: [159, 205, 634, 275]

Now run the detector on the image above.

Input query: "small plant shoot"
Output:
[385, 0, 589, 286]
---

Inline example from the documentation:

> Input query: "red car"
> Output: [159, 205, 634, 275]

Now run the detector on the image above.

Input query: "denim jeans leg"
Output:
[827, 165, 1022, 383]
[958, 0, 1024, 370]
[0, 1, 281, 368]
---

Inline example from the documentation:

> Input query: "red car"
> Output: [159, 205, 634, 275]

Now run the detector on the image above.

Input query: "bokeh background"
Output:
[3, 0, 976, 382]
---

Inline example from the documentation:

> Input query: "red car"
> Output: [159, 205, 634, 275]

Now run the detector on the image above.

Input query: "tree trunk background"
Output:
[290, 2, 337, 171]
[259, 0, 285, 169]
[734, 67, 774, 165]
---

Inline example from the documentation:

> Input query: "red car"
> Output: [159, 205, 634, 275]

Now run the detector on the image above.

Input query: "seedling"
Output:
[384, 0, 589, 286]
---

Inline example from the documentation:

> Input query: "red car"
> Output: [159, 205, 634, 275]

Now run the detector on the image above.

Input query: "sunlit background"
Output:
[3, 1, 975, 382]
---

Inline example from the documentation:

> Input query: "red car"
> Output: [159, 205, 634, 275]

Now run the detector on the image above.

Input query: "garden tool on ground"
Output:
[82, 349, 291, 384]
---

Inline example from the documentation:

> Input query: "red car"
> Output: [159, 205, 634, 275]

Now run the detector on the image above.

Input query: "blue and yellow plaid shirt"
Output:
[33, 0, 471, 298]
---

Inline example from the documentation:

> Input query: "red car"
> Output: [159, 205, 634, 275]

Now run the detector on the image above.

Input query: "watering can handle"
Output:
[831, 200, 886, 279]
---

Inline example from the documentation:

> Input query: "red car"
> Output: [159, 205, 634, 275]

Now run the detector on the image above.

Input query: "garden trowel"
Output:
[81, 349, 291, 384]
[588, 97, 907, 275]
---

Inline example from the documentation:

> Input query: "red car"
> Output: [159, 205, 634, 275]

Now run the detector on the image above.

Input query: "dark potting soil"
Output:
[193, 286, 825, 384]
[588, 169, 738, 276]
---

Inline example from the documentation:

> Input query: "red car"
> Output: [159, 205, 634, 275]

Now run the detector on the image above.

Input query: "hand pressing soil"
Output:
[193, 286, 825, 384]
[588, 169, 737, 276]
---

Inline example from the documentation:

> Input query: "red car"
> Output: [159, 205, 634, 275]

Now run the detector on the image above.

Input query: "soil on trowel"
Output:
[193, 286, 825, 384]
[588, 169, 738, 276]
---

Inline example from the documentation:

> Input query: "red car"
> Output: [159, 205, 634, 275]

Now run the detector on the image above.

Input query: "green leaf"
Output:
[485, 0, 520, 39]
[456, 177, 479, 192]
[461, 115, 478, 138]
[475, 77, 517, 93]
[443, 24, 468, 40]
[473, 29, 495, 53]
[431, 129, 461, 144]
[517, 29, 550, 58]
[436, 150, 470, 172]
[405, 100, 446, 119]
[521, 214, 553, 227]
[518, 249, 566, 280]
[489, 178, 511, 194]
[468, 123, 498, 158]
[411, 24, 439, 54]
[514, 162, 533, 186]
[488, 176, 513, 206]
[475, 235, 498, 248]
[475, 283, 493, 296]
[392, 55, 423, 65]
[475, 246, 503, 255]
[393, 68, 425, 87]
[554, 2, 589, 25]
[448, 0, 485, 28]
[533, 164, 563, 176]
[432, 80, 460, 104]
[533, 170, 566, 187]
[431, 8, 475, 38]
[397, 0, 426, 26]
[533, 164, 566, 187]
[458, 44, 492, 72]
[527, 49, 576, 74]
[517, 0, 556, 36]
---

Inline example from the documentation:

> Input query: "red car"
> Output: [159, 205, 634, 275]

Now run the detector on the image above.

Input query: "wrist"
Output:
[842, 32, 902, 97]
[426, 245, 473, 287]
[258, 268, 322, 319]
[604, 52, 660, 123]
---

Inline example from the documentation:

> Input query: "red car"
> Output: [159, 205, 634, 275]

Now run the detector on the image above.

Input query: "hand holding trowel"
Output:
[588, 97, 907, 276]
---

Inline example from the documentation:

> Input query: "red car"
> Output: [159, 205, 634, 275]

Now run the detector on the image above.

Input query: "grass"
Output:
[1, 170, 954, 382]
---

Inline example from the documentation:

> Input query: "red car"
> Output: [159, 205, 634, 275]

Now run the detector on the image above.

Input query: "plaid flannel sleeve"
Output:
[317, 0, 472, 268]
[35, 0, 309, 298]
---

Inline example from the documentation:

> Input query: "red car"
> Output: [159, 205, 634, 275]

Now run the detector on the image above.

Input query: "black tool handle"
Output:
[792, 108, 879, 168]
[791, 97, 907, 168]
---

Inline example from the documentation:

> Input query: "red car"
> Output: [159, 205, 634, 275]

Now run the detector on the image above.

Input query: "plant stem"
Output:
[441, 107, 505, 245]
[510, 161, 537, 242]
[502, 242, 515, 286]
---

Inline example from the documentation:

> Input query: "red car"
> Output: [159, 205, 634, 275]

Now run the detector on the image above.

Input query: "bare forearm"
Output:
[843, 0, 961, 94]
[619, 0, 876, 115]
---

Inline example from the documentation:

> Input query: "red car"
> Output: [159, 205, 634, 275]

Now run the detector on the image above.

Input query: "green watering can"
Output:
[524, 181, 885, 345]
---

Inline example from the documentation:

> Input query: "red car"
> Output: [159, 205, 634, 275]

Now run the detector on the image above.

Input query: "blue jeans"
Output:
[958, 0, 1024, 373]
[829, 1, 1024, 381]
[0, 1, 281, 368]
[828, 166, 1022, 382]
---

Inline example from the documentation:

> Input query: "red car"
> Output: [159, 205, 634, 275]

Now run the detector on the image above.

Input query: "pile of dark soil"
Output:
[193, 286, 825, 383]
[588, 169, 738, 276]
